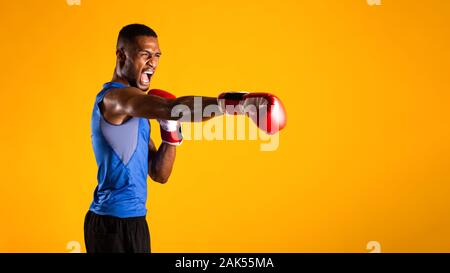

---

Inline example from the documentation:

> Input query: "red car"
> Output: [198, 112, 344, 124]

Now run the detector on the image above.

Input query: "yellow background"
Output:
[0, 0, 449, 253]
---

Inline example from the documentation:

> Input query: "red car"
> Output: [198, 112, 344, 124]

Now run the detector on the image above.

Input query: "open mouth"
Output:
[140, 70, 153, 85]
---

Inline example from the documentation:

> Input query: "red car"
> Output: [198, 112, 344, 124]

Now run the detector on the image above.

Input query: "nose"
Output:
[147, 56, 158, 69]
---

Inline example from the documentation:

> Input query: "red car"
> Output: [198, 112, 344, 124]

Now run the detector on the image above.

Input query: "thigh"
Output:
[84, 211, 127, 253]
[125, 218, 151, 253]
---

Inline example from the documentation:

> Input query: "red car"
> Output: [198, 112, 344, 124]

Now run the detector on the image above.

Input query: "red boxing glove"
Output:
[148, 89, 183, 146]
[218, 92, 287, 135]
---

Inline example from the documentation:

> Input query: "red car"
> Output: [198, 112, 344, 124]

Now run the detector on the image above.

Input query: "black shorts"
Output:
[84, 210, 151, 253]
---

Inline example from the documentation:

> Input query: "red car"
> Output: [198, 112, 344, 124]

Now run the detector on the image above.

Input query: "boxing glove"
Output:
[218, 92, 287, 135]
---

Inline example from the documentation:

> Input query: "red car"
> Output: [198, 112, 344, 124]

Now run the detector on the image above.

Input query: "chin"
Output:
[138, 84, 150, 91]
[135, 81, 150, 91]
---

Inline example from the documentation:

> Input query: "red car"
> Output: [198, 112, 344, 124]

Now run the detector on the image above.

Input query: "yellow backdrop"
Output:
[0, 0, 449, 253]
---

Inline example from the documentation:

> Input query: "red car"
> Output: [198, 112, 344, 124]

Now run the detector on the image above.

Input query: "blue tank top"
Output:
[89, 82, 150, 218]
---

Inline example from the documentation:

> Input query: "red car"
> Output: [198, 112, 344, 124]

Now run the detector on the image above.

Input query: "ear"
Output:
[116, 48, 126, 64]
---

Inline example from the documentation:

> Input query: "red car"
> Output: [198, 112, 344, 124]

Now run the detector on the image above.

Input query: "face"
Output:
[118, 35, 161, 91]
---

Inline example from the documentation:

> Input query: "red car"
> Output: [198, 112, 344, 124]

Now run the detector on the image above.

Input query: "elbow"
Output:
[165, 99, 186, 121]
[154, 98, 176, 121]
[149, 172, 170, 184]
[155, 176, 169, 184]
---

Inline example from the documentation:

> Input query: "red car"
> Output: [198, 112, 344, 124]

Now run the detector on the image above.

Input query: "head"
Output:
[115, 24, 161, 91]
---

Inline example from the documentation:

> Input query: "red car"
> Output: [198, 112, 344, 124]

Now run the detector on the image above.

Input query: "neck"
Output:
[111, 67, 130, 86]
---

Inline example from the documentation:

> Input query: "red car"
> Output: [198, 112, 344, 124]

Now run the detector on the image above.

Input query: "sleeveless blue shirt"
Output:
[89, 82, 150, 218]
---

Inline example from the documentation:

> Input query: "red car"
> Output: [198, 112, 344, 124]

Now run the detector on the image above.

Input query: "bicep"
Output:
[106, 87, 172, 120]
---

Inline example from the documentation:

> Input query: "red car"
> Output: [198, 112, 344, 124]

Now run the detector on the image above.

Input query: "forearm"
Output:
[126, 93, 220, 122]
[149, 143, 176, 183]
[170, 96, 222, 122]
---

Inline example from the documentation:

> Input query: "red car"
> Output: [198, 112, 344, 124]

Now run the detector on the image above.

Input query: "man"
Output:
[84, 24, 286, 253]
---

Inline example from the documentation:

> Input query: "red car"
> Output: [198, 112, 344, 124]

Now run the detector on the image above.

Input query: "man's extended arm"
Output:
[103, 87, 220, 122]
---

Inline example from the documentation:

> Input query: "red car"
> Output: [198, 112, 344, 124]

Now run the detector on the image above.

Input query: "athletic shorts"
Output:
[84, 210, 151, 253]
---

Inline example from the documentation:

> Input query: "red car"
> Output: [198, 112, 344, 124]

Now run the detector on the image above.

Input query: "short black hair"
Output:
[117, 24, 157, 48]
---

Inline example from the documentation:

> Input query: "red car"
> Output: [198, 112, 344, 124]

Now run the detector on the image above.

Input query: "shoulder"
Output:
[102, 87, 148, 109]
[105, 87, 144, 100]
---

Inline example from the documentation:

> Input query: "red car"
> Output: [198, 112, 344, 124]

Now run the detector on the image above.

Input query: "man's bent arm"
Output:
[148, 138, 175, 183]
